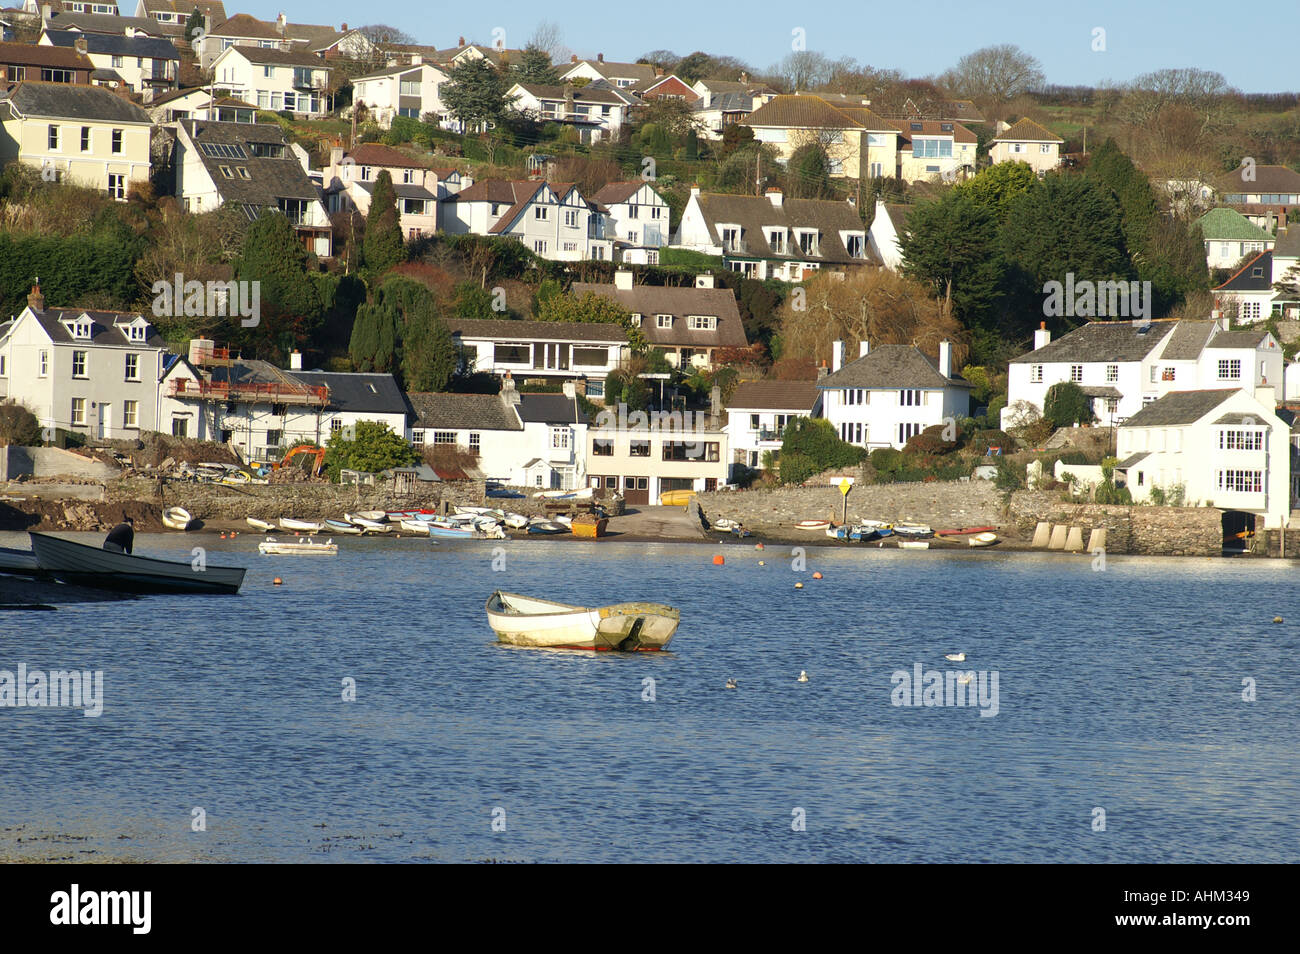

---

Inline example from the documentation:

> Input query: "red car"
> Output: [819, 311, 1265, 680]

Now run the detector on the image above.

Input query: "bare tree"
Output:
[774, 50, 833, 92]
[1117, 68, 1235, 155]
[528, 21, 565, 60]
[940, 44, 1045, 103]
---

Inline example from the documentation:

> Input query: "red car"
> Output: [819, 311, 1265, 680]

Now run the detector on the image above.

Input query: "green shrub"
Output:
[1043, 382, 1095, 428]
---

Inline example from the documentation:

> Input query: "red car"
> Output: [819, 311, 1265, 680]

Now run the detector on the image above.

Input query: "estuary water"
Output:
[1, 531, 1296, 863]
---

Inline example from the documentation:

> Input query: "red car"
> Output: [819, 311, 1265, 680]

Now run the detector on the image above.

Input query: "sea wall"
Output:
[1005, 495, 1221, 556]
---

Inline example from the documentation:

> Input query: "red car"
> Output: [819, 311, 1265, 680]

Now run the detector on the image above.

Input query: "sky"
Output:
[277, 0, 1300, 92]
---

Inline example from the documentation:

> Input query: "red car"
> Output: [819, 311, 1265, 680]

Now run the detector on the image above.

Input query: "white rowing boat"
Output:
[898, 540, 930, 550]
[399, 519, 431, 534]
[258, 536, 337, 555]
[968, 532, 1000, 547]
[246, 517, 275, 532]
[279, 517, 324, 533]
[162, 506, 196, 531]
[795, 519, 831, 531]
[485, 591, 680, 651]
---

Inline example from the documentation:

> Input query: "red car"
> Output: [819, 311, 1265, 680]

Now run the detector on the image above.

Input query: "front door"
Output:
[97, 403, 110, 440]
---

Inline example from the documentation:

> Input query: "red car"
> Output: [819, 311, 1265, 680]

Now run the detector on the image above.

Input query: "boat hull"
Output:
[29, 532, 246, 594]
[0, 545, 42, 576]
[485, 591, 679, 651]
[246, 517, 275, 532]
[279, 518, 324, 533]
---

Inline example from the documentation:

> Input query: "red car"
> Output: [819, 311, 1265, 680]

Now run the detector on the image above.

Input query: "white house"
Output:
[1002, 317, 1284, 429]
[0, 285, 167, 441]
[447, 318, 628, 401]
[1116, 386, 1293, 529]
[352, 60, 449, 128]
[725, 379, 821, 473]
[1213, 250, 1278, 323]
[506, 82, 632, 144]
[209, 45, 330, 117]
[559, 56, 657, 89]
[1195, 208, 1274, 270]
[817, 339, 971, 450]
[445, 179, 613, 261]
[39, 28, 178, 96]
[586, 413, 730, 504]
[589, 180, 670, 264]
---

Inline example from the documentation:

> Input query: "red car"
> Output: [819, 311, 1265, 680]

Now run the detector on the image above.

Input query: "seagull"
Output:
[797, 671, 809, 682]
[725, 678, 738, 690]
[957, 672, 974, 685]
[945, 652, 966, 662]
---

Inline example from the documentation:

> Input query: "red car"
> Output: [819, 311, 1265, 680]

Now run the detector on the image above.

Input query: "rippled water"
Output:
[1, 530, 1297, 863]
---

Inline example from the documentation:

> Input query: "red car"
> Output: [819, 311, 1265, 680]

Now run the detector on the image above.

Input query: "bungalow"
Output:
[725, 379, 821, 472]
[673, 186, 875, 281]
[447, 318, 628, 400]
[209, 45, 330, 117]
[0, 82, 151, 198]
[351, 59, 450, 128]
[572, 271, 748, 371]
[146, 88, 257, 124]
[324, 143, 466, 239]
[444, 179, 613, 261]
[987, 118, 1063, 174]
[172, 118, 332, 256]
[588, 180, 670, 264]
[40, 28, 178, 96]
[818, 339, 971, 450]
[1116, 386, 1292, 529]
[506, 82, 632, 144]
[1214, 163, 1300, 233]
[1195, 207, 1274, 270]
[560, 55, 657, 89]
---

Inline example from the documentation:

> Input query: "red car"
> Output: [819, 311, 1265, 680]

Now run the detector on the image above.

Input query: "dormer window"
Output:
[688, 315, 717, 331]
[65, 320, 93, 339]
[656, 314, 673, 329]
[766, 228, 787, 254]
[796, 230, 820, 256]
[844, 234, 865, 258]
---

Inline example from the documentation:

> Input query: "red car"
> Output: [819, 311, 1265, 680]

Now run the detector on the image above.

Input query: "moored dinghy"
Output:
[279, 517, 324, 533]
[968, 532, 1000, 547]
[29, 532, 246, 594]
[324, 518, 364, 535]
[162, 506, 196, 531]
[258, 536, 338, 554]
[485, 591, 680, 651]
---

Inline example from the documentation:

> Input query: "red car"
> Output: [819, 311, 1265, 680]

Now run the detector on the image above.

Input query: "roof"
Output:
[517, 393, 588, 425]
[893, 118, 978, 145]
[1275, 227, 1300, 260]
[1195, 207, 1273, 241]
[354, 60, 445, 82]
[512, 82, 627, 106]
[220, 46, 328, 69]
[1010, 320, 1174, 364]
[565, 59, 657, 83]
[24, 305, 164, 349]
[406, 392, 523, 431]
[1208, 329, 1270, 349]
[179, 119, 319, 205]
[880, 203, 911, 231]
[1215, 164, 1300, 196]
[1213, 412, 1268, 425]
[44, 12, 170, 36]
[2, 81, 149, 123]
[354, 180, 436, 201]
[210, 14, 282, 40]
[590, 180, 654, 206]
[0, 39, 92, 70]
[449, 179, 549, 233]
[694, 192, 874, 266]
[1116, 452, 1149, 469]
[742, 94, 863, 129]
[1120, 389, 1239, 427]
[1214, 251, 1274, 292]
[285, 371, 408, 415]
[571, 281, 748, 349]
[1079, 385, 1122, 398]
[1159, 320, 1218, 360]
[446, 318, 628, 343]
[727, 380, 820, 411]
[347, 142, 433, 169]
[43, 30, 179, 59]
[141, 0, 225, 17]
[835, 105, 898, 132]
[817, 344, 970, 390]
[991, 118, 1062, 144]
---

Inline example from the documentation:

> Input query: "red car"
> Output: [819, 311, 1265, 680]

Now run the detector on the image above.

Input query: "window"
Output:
[767, 229, 786, 254]
[72, 351, 87, 378]
[1242, 301, 1262, 322]
[845, 234, 865, 258]
[1220, 429, 1264, 451]
[551, 428, 570, 450]
[898, 422, 922, 444]
[913, 138, 953, 158]
[1105, 398, 1118, 415]
[41, 69, 73, 83]
[564, 210, 578, 228]
[586, 379, 605, 399]
[172, 416, 188, 438]
[107, 174, 126, 200]
[630, 439, 650, 457]
[199, 142, 248, 160]
[495, 343, 530, 364]
[1031, 365, 1042, 383]
[1070, 365, 1083, 383]
[1106, 364, 1118, 382]
[573, 347, 608, 367]
[1218, 359, 1241, 380]
[219, 165, 234, 178]
[39, 350, 49, 377]
[433, 432, 457, 445]
[71, 398, 86, 426]
[236, 167, 251, 180]
[688, 315, 717, 331]
[1161, 367, 1175, 381]
[534, 206, 549, 220]
[111, 129, 123, 154]
[592, 438, 614, 456]
[412, 430, 425, 449]
[662, 441, 720, 462]
[656, 314, 673, 329]
[124, 353, 139, 381]
[629, 313, 642, 327]
[266, 429, 282, 447]
[1218, 469, 1263, 493]
[80, 127, 91, 151]
[797, 230, 819, 256]
[899, 389, 921, 406]
[533, 240, 548, 254]
[47, 125, 60, 150]
[469, 433, 480, 453]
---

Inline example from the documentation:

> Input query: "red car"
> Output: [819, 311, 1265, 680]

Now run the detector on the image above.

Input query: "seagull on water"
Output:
[945, 652, 966, 662]
[957, 672, 974, 686]
[797, 671, 809, 682]
[725, 678, 738, 689]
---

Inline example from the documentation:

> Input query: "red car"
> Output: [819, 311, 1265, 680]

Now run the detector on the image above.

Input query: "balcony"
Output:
[168, 378, 328, 406]
[293, 72, 325, 90]
[721, 238, 747, 255]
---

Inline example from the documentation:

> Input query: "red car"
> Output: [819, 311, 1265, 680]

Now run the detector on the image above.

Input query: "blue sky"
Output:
[288, 0, 1299, 92]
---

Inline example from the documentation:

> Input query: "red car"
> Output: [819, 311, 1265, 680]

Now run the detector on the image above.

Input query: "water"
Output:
[1, 531, 1297, 863]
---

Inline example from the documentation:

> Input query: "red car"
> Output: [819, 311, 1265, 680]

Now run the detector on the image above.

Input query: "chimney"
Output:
[597, 53, 604, 63]
[499, 371, 520, 406]
[277, 12, 287, 34]
[766, 187, 783, 208]
[341, 23, 348, 31]
[939, 339, 952, 378]
[1034, 321, 1050, 350]
[289, 349, 302, 371]
[695, 274, 715, 289]
[41, 3, 50, 24]
[27, 281, 44, 313]
[562, 380, 576, 400]
[188, 338, 214, 364]
[859, 340, 870, 358]
[458, 36, 465, 47]
[690, 184, 700, 198]
[710, 385, 721, 426]
[570, 54, 577, 63]
[817, 361, 828, 379]
[74, 36, 88, 55]
[832, 340, 845, 373]
[1255, 385, 1276, 409]
[614, 269, 633, 291]
[655, 67, 664, 77]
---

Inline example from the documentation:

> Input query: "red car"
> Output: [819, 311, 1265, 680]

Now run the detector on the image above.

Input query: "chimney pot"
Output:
[597, 53, 604, 62]
[859, 340, 870, 358]
[27, 281, 44, 313]
[939, 339, 952, 378]
[458, 36, 465, 47]
[570, 54, 577, 63]
[832, 340, 845, 373]
[289, 349, 302, 371]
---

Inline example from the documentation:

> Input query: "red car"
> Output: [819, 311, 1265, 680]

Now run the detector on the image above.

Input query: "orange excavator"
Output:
[273, 444, 326, 477]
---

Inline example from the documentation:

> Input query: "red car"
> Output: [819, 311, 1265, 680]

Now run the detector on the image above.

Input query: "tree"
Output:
[673, 51, 715, 84]
[323, 420, 419, 479]
[0, 401, 42, 446]
[1043, 382, 1094, 428]
[785, 143, 833, 198]
[183, 8, 203, 43]
[233, 212, 324, 356]
[513, 45, 559, 84]
[777, 418, 865, 484]
[774, 50, 833, 91]
[350, 276, 455, 389]
[952, 161, 1038, 222]
[442, 57, 513, 133]
[362, 170, 405, 277]
[536, 290, 646, 350]
[899, 191, 1004, 330]
[941, 44, 1045, 103]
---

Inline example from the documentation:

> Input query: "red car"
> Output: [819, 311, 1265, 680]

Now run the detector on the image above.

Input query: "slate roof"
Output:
[446, 318, 628, 343]
[1195, 207, 1272, 241]
[1213, 412, 1268, 426]
[1276, 227, 1300, 259]
[1116, 452, 1149, 469]
[2, 82, 150, 123]
[693, 192, 874, 266]
[43, 30, 179, 59]
[991, 118, 1062, 143]
[1215, 164, 1300, 196]
[1079, 385, 1122, 398]
[25, 306, 164, 348]
[222, 46, 328, 69]
[727, 380, 820, 411]
[1159, 320, 1218, 360]
[571, 281, 748, 349]
[590, 180, 651, 206]
[1009, 321, 1174, 364]
[564, 59, 657, 83]
[1214, 251, 1273, 292]
[0, 39, 93, 70]
[817, 344, 971, 390]
[517, 393, 588, 425]
[210, 14, 283, 40]
[285, 371, 408, 415]
[1120, 389, 1239, 427]
[347, 142, 434, 169]
[44, 13, 171, 37]
[180, 119, 319, 204]
[1208, 329, 1270, 348]
[406, 392, 523, 431]
[513, 82, 627, 106]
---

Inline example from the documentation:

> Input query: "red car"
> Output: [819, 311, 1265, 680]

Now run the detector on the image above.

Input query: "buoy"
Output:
[273, 577, 283, 586]
[795, 581, 804, 589]
[1274, 616, 1284, 624]
[798, 670, 809, 682]
[713, 554, 725, 565]
[812, 571, 822, 579]
[758, 560, 765, 566]
[219, 532, 226, 539]
[755, 543, 764, 550]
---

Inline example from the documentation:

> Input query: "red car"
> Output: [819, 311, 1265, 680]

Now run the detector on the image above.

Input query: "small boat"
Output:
[352, 510, 388, 522]
[258, 536, 337, 555]
[527, 520, 568, 535]
[893, 523, 934, 539]
[502, 512, 530, 529]
[898, 540, 930, 550]
[859, 520, 893, 532]
[485, 591, 680, 651]
[534, 487, 594, 500]
[554, 515, 573, 529]
[658, 489, 695, 507]
[29, 532, 246, 594]
[324, 518, 364, 535]
[386, 509, 436, 521]
[935, 525, 997, 537]
[712, 518, 740, 532]
[795, 519, 831, 531]
[454, 506, 495, 516]
[399, 519, 432, 535]
[279, 517, 324, 533]
[426, 522, 475, 539]
[345, 513, 389, 532]
[162, 506, 197, 531]
[246, 517, 275, 532]
[486, 486, 526, 499]
[968, 532, 1000, 547]
[0, 545, 41, 576]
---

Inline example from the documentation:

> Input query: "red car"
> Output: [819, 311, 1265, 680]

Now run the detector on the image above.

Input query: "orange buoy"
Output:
[713, 554, 725, 565]
[755, 543, 764, 550]
[794, 582, 804, 589]
[812, 571, 823, 579]
[273, 577, 283, 586]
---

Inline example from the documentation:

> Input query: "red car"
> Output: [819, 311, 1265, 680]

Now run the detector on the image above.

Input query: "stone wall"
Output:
[0, 446, 119, 481]
[1006, 493, 1221, 556]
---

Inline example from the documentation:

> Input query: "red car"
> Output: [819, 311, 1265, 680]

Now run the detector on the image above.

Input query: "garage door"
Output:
[623, 476, 649, 505]
[588, 475, 619, 498]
